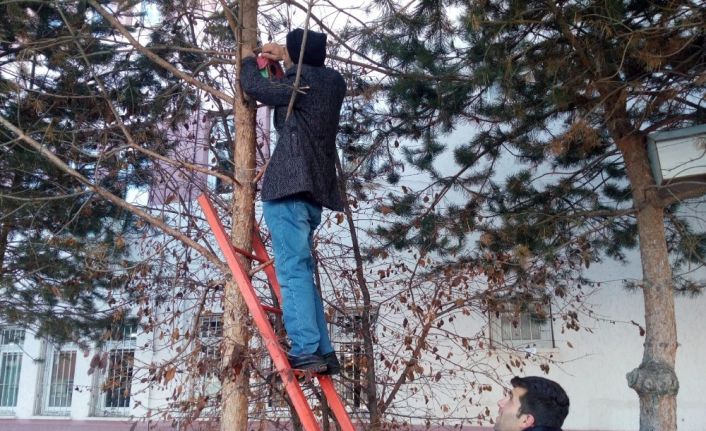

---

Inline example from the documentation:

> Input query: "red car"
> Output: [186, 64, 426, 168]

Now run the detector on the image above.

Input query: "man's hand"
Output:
[261, 43, 286, 61]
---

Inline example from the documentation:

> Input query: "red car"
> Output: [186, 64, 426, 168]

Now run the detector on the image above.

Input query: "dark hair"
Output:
[511, 376, 570, 428]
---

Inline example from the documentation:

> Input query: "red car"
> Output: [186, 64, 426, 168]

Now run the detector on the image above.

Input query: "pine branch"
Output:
[88, 0, 234, 104]
[0, 115, 228, 275]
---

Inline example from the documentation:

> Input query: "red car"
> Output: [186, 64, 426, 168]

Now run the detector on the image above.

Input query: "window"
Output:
[93, 323, 137, 416]
[194, 314, 223, 401]
[330, 308, 377, 411]
[198, 314, 222, 378]
[263, 356, 288, 413]
[103, 350, 134, 409]
[338, 343, 365, 409]
[489, 304, 555, 350]
[0, 327, 25, 412]
[39, 346, 77, 415]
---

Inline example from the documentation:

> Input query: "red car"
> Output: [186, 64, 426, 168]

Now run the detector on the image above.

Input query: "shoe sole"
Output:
[291, 363, 328, 374]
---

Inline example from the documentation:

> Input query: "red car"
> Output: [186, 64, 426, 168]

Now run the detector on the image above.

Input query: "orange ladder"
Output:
[197, 194, 355, 431]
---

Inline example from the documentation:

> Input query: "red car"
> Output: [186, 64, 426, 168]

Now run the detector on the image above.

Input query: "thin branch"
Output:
[285, 0, 315, 121]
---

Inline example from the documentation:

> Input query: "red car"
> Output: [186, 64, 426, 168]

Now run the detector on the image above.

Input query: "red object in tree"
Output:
[256, 56, 285, 79]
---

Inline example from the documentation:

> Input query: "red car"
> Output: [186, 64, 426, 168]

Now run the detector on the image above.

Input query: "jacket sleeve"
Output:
[240, 56, 298, 107]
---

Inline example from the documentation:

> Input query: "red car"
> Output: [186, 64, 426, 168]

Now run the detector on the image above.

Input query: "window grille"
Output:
[191, 313, 223, 409]
[501, 313, 542, 341]
[330, 308, 377, 412]
[0, 328, 25, 346]
[40, 348, 77, 415]
[264, 356, 288, 412]
[103, 349, 135, 409]
[198, 314, 222, 380]
[0, 327, 24, 411]
[93, 323, 137, 416]
[338, 342, 364, 409]
[489, 305, 555, 350]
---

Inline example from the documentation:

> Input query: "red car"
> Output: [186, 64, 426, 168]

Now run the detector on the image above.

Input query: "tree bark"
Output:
[335, 155, 380, 430]
[220, 2, 258, 431]
[617, 135, 679, 431]
[0, 220, 11, 274]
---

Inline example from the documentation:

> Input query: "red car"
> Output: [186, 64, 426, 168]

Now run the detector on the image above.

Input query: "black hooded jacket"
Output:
[240, 56, 346, 211]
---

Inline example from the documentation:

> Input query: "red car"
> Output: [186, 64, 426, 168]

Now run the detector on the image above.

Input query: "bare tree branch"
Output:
[0, 115, 227, 274]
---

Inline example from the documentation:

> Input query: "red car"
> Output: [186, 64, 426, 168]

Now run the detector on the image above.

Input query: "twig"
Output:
[286, 0, 316, 121]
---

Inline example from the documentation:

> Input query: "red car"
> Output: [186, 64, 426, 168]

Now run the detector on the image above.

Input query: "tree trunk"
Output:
[617, 135, 679, 431]
[335, 155, 380, 430]
[0, 173, 17, 274]
[220, 2, 258, 431]
[0, 220, 11, 274]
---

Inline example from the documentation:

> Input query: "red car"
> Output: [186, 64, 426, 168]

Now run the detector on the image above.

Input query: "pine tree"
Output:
[0, 2, 186, 343]
[354, 1, 705, 430]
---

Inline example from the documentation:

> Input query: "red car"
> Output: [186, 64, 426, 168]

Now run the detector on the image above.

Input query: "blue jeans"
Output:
[263, 198, 334, 357]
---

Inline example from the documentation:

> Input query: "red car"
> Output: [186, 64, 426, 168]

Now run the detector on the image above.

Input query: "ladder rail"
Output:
[252, 230, 283, 306]
[319, 376, 357, 431]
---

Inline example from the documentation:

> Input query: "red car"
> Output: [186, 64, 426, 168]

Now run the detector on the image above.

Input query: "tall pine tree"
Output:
[0, 1, 187, 342]
[354, 1, 705, 429]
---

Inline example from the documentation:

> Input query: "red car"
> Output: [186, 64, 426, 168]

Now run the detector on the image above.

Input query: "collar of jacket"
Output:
[525, 426, 563, 431]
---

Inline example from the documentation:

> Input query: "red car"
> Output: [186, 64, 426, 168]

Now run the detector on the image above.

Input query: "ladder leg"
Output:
[252, 229, 283, 305]
[318, 376, 356, 431]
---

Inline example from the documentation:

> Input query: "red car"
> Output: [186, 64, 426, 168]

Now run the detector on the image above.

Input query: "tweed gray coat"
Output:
[240, 56, 346, 211]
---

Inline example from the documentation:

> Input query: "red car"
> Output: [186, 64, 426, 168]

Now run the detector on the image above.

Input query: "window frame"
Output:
[330, 307, 378, 412]
[195, 313, 223, 397]
[91, 323, 138, 417]
[488, 303, 556, 351]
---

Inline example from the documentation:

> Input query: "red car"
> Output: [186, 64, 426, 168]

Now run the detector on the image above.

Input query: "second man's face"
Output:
[493, 386, 534, 431]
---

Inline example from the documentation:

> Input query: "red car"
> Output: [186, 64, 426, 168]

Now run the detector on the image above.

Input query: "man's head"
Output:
[286, 28, 327, 67]
[493, 376, 569, 431]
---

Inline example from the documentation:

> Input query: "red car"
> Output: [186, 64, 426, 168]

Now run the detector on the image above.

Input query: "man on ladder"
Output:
[240, 28, 347, 374]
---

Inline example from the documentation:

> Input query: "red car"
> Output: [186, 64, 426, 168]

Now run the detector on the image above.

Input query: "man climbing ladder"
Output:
[197, 195, 354, 431]
[240, 29, 347, 373]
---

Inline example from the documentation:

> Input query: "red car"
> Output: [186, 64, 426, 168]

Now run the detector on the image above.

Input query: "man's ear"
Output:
[520, 413, 535, 429]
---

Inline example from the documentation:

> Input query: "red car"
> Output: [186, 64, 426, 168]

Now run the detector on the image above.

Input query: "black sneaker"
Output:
[287, 353, 327, 373]
[321, 351, 341, 375]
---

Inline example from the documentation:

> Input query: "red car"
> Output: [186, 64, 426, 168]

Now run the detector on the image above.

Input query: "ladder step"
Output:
[271, 368, 325, 382]
[261, 304, 282, 315]
[249, 258, 275, 276]
[232, 246, 268, 263]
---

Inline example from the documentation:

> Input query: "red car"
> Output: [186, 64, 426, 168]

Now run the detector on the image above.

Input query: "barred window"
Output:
[0, 327, 25, 410]
[331, 308, 377, 412]
[198, 314, 223, 379]
[192, 313, 223, 410]
[93, 322, 138, 416]
[489, 304, 555, 350]
[103, 349, 134, 409]
[40, 346, 77, 415]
